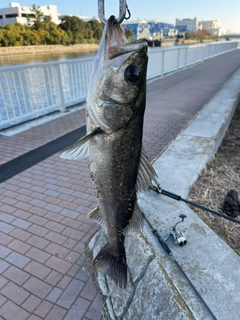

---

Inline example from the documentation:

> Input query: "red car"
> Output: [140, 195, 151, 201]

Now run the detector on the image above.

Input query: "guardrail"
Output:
[0, 40, 239, 130]
[147, 40, 240, 79]
[0, 58, 93, 129]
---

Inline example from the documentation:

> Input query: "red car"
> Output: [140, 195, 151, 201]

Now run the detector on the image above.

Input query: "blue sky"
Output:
[2, 0, 240, 33]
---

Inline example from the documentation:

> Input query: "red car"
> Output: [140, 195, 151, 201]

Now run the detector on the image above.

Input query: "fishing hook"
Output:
[98, 0, 131, 24]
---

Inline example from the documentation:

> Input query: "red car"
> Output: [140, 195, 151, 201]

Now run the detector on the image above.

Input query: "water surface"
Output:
[0, 50, 97, 67]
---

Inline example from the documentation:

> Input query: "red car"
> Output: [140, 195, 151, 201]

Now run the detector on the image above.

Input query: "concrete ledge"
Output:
[86, 68, 240, 319]
[0, 44, 99, 55]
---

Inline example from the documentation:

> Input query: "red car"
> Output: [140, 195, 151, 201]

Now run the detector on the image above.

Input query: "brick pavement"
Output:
[0, 49, 240, 319]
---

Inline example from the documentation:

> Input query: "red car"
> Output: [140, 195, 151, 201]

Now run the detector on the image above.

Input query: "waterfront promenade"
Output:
[0, 48, 240, 319]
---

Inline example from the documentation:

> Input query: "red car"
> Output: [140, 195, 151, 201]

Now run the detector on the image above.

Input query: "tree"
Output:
[59, 16, 86, 44]
[43, 15, 52, 31]
[88, 19, 103, 41]
[0, 13, 103, 47]
[185, 29, 214, 41]
[0, 28, 18, 46]
[4, 23, 25, 46]
[124, 29, 134, 41]
[30, 4, 44, 31]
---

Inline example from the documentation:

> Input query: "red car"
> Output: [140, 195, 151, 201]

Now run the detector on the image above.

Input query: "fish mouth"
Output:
[106, 15, 148, 60]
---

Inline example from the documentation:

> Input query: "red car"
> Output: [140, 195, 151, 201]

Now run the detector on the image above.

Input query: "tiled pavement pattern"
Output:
[0, 49, 240, 320]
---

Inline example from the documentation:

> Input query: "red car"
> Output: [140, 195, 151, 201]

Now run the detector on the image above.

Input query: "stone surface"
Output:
[125, 260, 193, 320]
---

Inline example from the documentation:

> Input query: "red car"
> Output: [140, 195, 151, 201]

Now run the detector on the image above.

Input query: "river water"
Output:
[0, 47, 164, 67]
[0, 50, 97, 67]
[0, 44, 181, 67]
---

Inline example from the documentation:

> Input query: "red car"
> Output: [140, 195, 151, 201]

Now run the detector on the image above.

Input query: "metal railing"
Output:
[0, 58, 93, 129]
[147, 40, 240, 79]
[0, 40, 239, 130]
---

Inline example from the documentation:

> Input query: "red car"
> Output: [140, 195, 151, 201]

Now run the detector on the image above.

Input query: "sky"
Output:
[2, 0, 240, 33]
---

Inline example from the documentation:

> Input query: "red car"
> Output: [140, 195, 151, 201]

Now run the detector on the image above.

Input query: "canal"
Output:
[0, 50, 97, 67]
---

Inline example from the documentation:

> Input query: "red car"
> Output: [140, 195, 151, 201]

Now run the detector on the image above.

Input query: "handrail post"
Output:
[184, 47, 188, 68]
[161, 50, 165, 76]
[195, 46, 198, 64]
[202, 45, 205, 62]
[177, 48, 180, 70]
[55, 64, 66, 112]
[208, 44, 211, 59]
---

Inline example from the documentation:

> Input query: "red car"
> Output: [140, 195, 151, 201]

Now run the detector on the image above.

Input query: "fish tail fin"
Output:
[93, 242, 127, 289]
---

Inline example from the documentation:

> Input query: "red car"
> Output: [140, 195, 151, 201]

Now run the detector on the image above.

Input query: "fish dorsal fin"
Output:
[87, 207, 106, 228]
[125, 202, 143, 236]
[60, 127, 102, 160]
[136, 147, 159, 191]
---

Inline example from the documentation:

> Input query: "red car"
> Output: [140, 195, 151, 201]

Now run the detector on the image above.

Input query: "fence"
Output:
[147, 40, 240, 79]
[0, 40, 239, 130]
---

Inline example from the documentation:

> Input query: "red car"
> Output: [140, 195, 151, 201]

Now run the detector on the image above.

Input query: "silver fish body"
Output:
[61, 15, 158, 288]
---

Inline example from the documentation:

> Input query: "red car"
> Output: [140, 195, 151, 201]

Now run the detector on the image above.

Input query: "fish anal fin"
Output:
[125, 202, 143, 236]
[60, 127, 102, 160]
[93, 242, 127, 289]
[87, 207, 106, 228]
[136, 147, 159, 191]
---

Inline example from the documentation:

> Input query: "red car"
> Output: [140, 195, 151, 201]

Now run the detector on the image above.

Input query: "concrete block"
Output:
[57, 279, 84, 309]
[0, 245, 12, 259]
[0, 259, 10, 274]
[5, 252, 30, 269]
[63, 297, 90, 320]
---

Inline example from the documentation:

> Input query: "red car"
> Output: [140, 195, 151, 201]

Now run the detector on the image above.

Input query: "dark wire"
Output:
[150, 186, 240, 225]
[182, 197, 240, 224]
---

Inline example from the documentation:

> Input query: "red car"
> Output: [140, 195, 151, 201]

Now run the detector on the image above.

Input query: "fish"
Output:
[61, 15, 158, 288]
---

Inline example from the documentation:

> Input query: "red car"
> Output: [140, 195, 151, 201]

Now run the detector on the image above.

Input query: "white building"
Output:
[0, 2, 60, 26]
[199, 20, 222, 37]
[175, 17, 198, 32]
[176, 17, 222, 37]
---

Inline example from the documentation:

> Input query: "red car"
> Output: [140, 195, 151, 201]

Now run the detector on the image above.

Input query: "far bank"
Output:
[0, 43, 99, 56]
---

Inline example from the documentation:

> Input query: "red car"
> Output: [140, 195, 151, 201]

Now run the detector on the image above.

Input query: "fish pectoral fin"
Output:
[87, 207, 106, 228]
[60, 127, 102, 160]
[136, 147, 159, 191]
[60, 138, 89, 160]
[125, 202, 143, 236]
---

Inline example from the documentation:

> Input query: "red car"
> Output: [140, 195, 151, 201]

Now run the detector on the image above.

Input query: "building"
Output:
[122, 20, 174, 40]
[175, 17, 198, 32]
[0, 2, 60, 26]
[176, 17, 222, 37]
[199, 20, 221, 37]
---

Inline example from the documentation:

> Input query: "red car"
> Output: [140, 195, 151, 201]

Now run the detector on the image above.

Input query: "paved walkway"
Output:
[0, 49, 240, 320]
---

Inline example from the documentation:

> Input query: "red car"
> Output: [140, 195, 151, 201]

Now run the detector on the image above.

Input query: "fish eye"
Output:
[125, 65, 141, 83]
